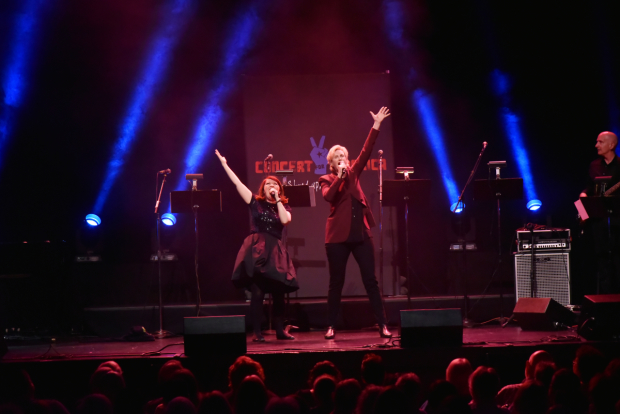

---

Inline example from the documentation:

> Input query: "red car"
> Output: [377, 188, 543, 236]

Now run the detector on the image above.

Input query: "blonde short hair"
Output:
[326, 145, 349, 174]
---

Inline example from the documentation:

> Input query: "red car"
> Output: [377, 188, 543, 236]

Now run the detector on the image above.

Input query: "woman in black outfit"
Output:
[216, 149, 299, 342]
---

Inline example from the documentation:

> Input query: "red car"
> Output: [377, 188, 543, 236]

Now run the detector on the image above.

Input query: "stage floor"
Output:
[2, 324, 585, 361]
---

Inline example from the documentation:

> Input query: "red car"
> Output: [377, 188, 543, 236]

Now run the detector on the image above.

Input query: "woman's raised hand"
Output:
[370, 106, 391, 123]
[215, 149, 227, 164]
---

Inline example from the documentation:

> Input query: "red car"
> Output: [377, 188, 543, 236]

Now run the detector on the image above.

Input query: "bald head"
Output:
[446, 358, 473, 396]
[596, 131, 618, 161]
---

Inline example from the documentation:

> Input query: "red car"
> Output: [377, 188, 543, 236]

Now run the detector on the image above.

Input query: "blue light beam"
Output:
[413, 90, 460, 206]
[175, 4, 262, 193]
[491, 70, 539, 208]
[92, 0, 192, 214]
[1, 0, 45, 169]
[382, 0, 459, 210]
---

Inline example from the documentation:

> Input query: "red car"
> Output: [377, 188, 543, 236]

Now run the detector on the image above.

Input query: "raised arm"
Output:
[370, 106, 390, 131]
[351, 107, 391, 176]
[215, 149, 252, 204]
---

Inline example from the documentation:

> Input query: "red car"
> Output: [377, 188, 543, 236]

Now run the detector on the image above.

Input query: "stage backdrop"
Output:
[243, 73, 397, 297]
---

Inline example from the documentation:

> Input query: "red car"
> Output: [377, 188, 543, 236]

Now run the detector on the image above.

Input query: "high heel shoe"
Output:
[276, 332, 295, 340]
[379, 325, 392, 338]
[324, 326, 335, 340]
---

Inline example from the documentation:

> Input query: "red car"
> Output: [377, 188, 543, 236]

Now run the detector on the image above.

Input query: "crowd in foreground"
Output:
[1, 344, 620, 414]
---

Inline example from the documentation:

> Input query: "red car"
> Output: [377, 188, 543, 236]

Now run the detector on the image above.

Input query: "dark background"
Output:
[1, 0, 619, 329]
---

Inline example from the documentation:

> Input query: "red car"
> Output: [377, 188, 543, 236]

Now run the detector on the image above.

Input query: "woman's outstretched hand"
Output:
[215, 149, 227, 165]
[370, 106, 391, 124]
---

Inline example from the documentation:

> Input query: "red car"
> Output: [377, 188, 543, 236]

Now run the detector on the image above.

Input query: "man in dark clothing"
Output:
[579, 131, 620, 293]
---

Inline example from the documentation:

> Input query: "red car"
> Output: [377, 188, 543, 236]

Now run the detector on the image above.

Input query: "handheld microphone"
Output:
[378, 150, 383, 156]
[483, 142, 487, 148]
[338, 161, 347, 178]
[264, 154, 273, 161]
[158, 168, 171, 174]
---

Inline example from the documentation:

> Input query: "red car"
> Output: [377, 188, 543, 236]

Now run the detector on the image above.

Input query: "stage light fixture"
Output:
[85, 214, 101, 227]
[161, 213, 176, 226]
[527, 199, 542, 211]
[450, 201, 465, 213]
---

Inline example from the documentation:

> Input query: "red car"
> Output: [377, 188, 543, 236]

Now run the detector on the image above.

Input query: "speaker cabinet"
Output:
[400, 309, 462, 347]
[0, 336, 7, 359]
[514, 252, 571, 306]
[184, 316, 246, 358]
[513, 297, 575, 330]
[578, 294, 620, 340]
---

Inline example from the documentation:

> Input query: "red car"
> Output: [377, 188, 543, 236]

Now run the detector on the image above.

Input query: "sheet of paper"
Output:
[575, 199, 589, 220]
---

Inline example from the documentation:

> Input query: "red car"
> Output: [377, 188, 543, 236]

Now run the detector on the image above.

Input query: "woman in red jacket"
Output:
[319, 106, 392, 340]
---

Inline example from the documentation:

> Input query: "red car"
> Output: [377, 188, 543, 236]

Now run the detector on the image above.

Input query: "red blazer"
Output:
[319, 128, 379, 243]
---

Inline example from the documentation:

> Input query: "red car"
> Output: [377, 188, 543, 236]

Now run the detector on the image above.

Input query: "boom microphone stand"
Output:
[452, 142, 487, 327]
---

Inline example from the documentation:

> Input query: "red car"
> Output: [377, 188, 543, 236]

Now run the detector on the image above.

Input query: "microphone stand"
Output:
[153, 171, 173, 339]
[378, 150, 384, 298]
[452, 143, 487, 328]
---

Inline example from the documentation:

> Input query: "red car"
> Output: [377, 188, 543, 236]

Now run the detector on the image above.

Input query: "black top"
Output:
[249, 196, 291, 240]
[346, 196, 370, 243]
[585, 155, 620, 196]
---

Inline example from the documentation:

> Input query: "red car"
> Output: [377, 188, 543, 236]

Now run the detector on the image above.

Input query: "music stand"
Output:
[283, 185, 316, 208]
[383, 179, 431, 307]
[170, 190, 222, 317]
[579, 196, 620, 294]
[473, 178, 523, 324]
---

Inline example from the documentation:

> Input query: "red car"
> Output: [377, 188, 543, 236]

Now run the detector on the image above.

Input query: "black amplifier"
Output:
[516, 228, 570, 252]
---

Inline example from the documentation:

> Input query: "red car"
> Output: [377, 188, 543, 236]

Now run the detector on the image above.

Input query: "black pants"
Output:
[250, 283, 285, 334]
[325, 238, 387, 327]
[592, 219, 620, 294]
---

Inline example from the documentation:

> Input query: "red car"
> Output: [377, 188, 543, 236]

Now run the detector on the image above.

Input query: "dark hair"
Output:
[228, 356, 266, 391]
[235, 375, 268, 414]
[574, 345, 606, 387]
[469, 366, 500, 403]
[332, 379, 361, 414]
[308, 361, 342, 386]
[356, 385, 383, 414]
[198, 391, 232, 414]
[161, 369, 199, 406]
[373, 386, 408, 414]
[534, 361, 557, 390]
[361, 353, 385, 386]
[312, 375, 336, 407]
[513, 380, 548, 414]
[256, 176, 288, 203]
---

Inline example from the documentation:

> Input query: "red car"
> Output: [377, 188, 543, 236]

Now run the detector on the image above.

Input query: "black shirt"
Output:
[585, 155, 620, 196]
[346, 196, 370, 243]
[249, 196, 291, 240]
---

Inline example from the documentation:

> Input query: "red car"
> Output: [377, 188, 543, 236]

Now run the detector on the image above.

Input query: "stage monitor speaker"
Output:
[513, 297, 575, 331]
[400, 309, 462, 347]
[514, 253, 571, 306]
[578, 294, 620, 340]
[184, 316, 246, 358]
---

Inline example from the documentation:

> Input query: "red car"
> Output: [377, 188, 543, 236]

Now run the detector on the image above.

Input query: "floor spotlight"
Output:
[450, 201, 465, 213]
[85, 214, 101, 227]
[526, 199, 542, 211]
[161, 213, 176, 226]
